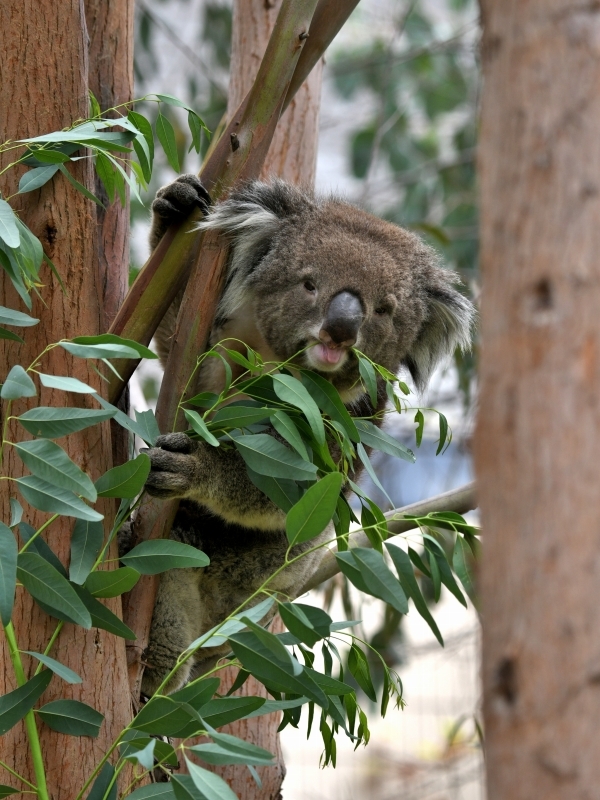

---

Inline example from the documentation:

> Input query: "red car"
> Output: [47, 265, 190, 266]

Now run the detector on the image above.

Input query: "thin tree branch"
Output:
[300, 482, 477, 594]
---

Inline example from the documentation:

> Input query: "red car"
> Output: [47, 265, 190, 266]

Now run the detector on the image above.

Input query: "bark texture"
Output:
[0, 2, 131, 796]
[475, 2, 600, 797]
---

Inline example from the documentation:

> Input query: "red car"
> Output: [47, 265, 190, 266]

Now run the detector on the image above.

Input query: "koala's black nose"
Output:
[320, 291, 364, 347]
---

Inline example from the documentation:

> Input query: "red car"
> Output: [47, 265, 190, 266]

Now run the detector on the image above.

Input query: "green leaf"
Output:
[95, 151, 116, 204]
[58, 164, 103, 207]
[185, 392, 219, 409]
[133, 409, 160, 446]
[335, 551, 370, 593]
[69, 520, 104, 584]
[133, 697, 200, 736]
[271, 411, 309, 460]
[37, 699, 103, 737]
[0, 786, 19, 798]
[95, 453, 150, 498]
[385, 542, 443, 645]
[278, 602, 331, 647]
[0, 327, 24, 344]
[273, 374, 325, 445]
[127, 111, 155, 162]
[210, 405, 272, 431]
[1, 365, 36, 400]
[18, 165, 60, 194]
[71, 334, 157, 360]
[355, 420, 415, 463]
[0, 670, 52, 735]
[184, 409, 220, 447]
[120, 730, 178, 768]
[452, 535, 476, 602]
[72, 585, 136, 639]
[170, 677, 220, 711]
[38, 373, 96, 393]
[356, 443, 394, 506]
[188, 111, 203, 154]
[14, 439, 97, 501]
[350, 547, 408, 614]
[189, 735, 274, 767]
[60, 341, 139, 359]
[301, 371, 360, 442]
[17, 475, 102, 522]
[0, 200, 20, 249]
[132, 138, 152, 184]
[195, 596, 274, 649]
[156, 113, 180, 172]
[120, 540, 209, 575]
[348, 644, 376, 702]
[426, 542, 467, 607]
[9, 498, 22, 527]
[87, 762, 117, 800]
[92, 394, 156, 445]
[0, 306, 38, 327]
[0, 523, 17, 626]
[285, 472, 343, 545]
[357, 356, 378, 406]
[19, 522, 66, 576]
[18, 406, 116, 438]
[17, 552, 92, 628]
[414, 409, 424, 447]
[84, 567, 140, 597]
[172, 776, 202, 800]
[185, 758, 239, 800]
[436, 412, 450, 455]
[200, 697, 266, 729]
[125, 786, 175, 800]
[232, 433, 318, 481]
[24, 652, 82, 684]
[245, 468, 301, 513]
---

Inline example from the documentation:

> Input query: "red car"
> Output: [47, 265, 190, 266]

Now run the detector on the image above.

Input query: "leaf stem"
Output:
[0, 759, 38, 791]
[3, 623, 49, 800]
[18, 514, 60, 555]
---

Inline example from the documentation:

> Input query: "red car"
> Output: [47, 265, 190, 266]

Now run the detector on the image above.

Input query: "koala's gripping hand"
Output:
[144, 433, 285, 530]
[149, 174, 211, 251]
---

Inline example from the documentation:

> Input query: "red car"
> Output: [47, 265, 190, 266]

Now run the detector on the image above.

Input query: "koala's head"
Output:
[200, 180, 474, 397]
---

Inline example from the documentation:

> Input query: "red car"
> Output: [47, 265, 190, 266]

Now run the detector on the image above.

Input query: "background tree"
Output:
[476, 0, 600, 797]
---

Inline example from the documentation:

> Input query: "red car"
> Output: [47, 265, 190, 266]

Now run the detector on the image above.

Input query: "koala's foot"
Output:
[144, 433, 201, 499]
[152, 174, 211, 226]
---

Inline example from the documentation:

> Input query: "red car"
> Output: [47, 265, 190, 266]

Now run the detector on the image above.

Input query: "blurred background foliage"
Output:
[127, 0, 481, 698]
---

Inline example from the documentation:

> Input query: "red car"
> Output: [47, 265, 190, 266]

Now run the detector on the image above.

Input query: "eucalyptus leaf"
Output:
[120, 540, 209, 575]
[0, 200, 20, 249]
[9, 499, 22, 527]
[18, 406, 116, 438]
[232, 433, 318, 481]
[0, 327, 24, 344]
[38, 373, 96, 393]
[95, 453, 150, 498]
[184, 409, 220, 447]
[301, 371, 360, 442]
[285, 472, 343, 545]
[199, 696, 266, 729]
[271, 410, 309, 460]
[125, 785, 175, 800]
[69, 519, 104, 584]
[86, 763, 117, 800]
[185, 758, 239, 800]
[72, 585, 136, 639]
[0, 670, 52, 735]
[273, 374, 325, 445]
[24, 652, 82, 684]
[245, 468, 301, 513]
[156, 113, 180, 172]
[350, 547, 408, 614]
[1, 365, 36, 400]
[0, 522, 17, 626]
[17, 552, 92, 628]
[18, 165, 60, 194]
[84, 567, 140, 597]
[132, 696, 200, 736]
[355, 419, 415, 463]
[37, 699, 103, 737]
[17, 475, 102, 522]
[0, 306, 38, 327]
[14, 439, 97, 501]
[71, 334, 157, 360]
[60, 341, 139, 359]
[134, 409, 160, 446]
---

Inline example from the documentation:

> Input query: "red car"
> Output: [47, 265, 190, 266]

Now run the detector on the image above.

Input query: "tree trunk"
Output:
[476, 2, 600, 797]
[175, 3, 323, 798]
[0, 2, 131, 797]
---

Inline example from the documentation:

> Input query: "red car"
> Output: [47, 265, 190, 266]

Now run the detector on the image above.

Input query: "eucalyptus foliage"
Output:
[0, 99, 478, 800]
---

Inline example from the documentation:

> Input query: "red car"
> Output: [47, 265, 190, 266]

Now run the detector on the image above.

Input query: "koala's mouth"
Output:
[305, 341, 349, 372]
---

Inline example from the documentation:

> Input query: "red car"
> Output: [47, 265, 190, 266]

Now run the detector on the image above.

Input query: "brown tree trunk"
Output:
[0, 2, 131, 797]
[175, 3, 323, 798]
[475, 2, 600, 797]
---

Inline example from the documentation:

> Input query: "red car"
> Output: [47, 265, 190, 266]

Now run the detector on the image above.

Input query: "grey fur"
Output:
[140, 176, 474, 694]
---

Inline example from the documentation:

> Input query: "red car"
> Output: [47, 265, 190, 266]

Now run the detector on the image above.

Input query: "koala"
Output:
[137, 175, 474, 695]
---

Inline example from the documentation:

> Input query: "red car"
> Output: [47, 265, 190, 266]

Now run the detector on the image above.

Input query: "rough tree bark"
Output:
[476, 2, 600, 797]
[0, 2, 131, 797]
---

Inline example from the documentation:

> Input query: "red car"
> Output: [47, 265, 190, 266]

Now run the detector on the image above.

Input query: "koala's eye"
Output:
[374, 305, 388, 315]
[304, 280, 317, 293]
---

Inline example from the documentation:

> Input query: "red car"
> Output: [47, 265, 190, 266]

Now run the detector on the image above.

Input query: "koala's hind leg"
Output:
[141, 568, 204, 696]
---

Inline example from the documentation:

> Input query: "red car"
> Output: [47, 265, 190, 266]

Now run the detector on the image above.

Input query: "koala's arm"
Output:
[150, 175, 211, 366]
[145, 433, 286, 531]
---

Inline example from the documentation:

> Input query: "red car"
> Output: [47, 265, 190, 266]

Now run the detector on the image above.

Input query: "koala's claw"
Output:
[152, 174, 211, 225]
[144, 433, 200, 499]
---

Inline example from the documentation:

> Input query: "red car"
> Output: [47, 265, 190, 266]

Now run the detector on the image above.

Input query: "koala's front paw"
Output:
[152, 174, 211, 227]
[144, 433, 201, 499]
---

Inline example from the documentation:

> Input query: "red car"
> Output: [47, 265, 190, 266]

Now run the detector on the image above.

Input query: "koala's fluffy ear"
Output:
[197, 180, 315, 316]
[404, 280, 475, 393]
